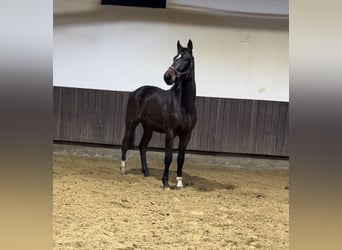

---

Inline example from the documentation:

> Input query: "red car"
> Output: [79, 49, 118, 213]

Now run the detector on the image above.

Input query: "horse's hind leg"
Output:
[121, 120, 138, 174]
[139, 126, 153, 177]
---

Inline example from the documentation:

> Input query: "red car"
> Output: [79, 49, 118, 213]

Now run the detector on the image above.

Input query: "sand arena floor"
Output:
[53, 144, 289, 250]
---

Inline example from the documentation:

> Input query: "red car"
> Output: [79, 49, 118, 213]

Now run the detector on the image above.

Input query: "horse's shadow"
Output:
[127, 167, 235, 192]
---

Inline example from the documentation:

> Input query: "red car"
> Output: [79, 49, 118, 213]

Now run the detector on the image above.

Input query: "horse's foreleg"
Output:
[162, 132, 174, 189]
[139, 127, 153, 177]
[121, 120, 138, 174]
[176, 132, 192, 189]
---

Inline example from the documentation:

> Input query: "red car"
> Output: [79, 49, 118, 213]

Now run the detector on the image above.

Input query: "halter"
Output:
[168, 61, 193, 78]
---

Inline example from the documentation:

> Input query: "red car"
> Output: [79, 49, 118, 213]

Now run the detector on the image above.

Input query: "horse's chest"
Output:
[172, 112, 195, 134]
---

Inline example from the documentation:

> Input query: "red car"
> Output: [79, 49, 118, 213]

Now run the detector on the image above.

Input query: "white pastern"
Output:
[120, 161, 126, 174]
[176, 176, 183, 188]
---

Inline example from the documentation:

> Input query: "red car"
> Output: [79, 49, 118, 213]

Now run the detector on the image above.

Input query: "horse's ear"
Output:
[177, 40, 182, 52]
[187, 40, 193, 52]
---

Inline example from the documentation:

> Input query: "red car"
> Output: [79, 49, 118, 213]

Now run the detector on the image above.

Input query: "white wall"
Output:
[54, 3, 288, 101]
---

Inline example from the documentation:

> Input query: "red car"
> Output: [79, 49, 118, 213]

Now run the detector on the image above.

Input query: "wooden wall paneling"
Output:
[235, 100, 246, 153]
[207, 97, 218, 151]
[213, 98, 225, 152]
[101, 90, 115, 144]
[65, 88, 77, 141]
[227, 99, 240, 153]
[199, 97, 211, 151]
[269, 101, 280, 155]
[75, 88, 85, 142]
[261, 101, 275, 155]
[220, 98, 232, 153]
[241, 99, 253, 153]
[254, 101, 267, 155]
[187, 98, 201, 150]
[53, 87, 289, 156]
[53, 87, 62, 139]
[277, 102, 289, 155]
[249, 100, 260, 154]
[118, 92, 129, 145]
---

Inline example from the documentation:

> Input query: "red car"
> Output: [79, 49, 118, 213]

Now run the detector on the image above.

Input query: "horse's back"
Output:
[132, 85, 166, 97]
[129, 85, 166, 105]
[125, 85, 168, 121]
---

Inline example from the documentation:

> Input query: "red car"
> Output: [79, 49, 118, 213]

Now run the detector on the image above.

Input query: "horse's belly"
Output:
[141, 116, 166, 133]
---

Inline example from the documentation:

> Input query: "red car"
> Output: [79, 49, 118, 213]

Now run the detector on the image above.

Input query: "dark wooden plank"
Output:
[213, 98, 225, 152]
[249, 100, 259, 154]
[207, 97, 218, 151]
[270, 102, 280, 155]
[94, 89, 106, 144]
[235, 100, 246, 153]
[74, 88, 84, 142]
[276, 102, 289, 156]
[261, 101, 274, 155]
[241, 99, 253, 153]
[87, 89, 95, 141]
[283, 105, 289, 155]
[190, 97, 204, 150]
[254, 101, 267, 155]
[220, 98, 232, 152]
[227, 99, 240, 153]
[159, 133, 165, 149]
[101, 90, 115, 144]
[187, 98, 201, 150]
[53, 87, 62, 139]
[149, 130, 159, 148]
[62, 88, 77, 141]
[135, 123, 144, 146]
[199, 97, 211, 151]
[93, 90, 101, 143]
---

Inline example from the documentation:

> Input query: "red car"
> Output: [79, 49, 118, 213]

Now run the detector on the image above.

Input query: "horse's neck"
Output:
[178, 74, 196, 113]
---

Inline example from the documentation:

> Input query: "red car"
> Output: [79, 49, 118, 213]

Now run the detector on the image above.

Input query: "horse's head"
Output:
[164, 40, 194, 85]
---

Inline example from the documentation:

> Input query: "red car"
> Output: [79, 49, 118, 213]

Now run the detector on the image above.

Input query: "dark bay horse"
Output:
[121, 40, 197, 189]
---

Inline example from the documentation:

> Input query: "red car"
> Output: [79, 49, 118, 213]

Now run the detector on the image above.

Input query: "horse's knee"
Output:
[177, 154, 185, 166]
[164, 153, 172, 166]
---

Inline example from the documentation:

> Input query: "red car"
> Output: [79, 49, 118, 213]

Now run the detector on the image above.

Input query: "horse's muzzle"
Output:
[164, 68, 177, 85]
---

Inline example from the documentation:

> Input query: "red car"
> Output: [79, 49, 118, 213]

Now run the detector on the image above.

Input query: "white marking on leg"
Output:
[120, 161, 126, 174]
[176, 176, 183, 188]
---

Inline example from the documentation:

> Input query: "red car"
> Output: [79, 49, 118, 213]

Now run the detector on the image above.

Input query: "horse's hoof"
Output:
[176, 177, 183, 189]
[142, 171, 150, 177]
[163, 186, 171, 190]
[120, 167, 126, 175]
[175, 186, 183, 190]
